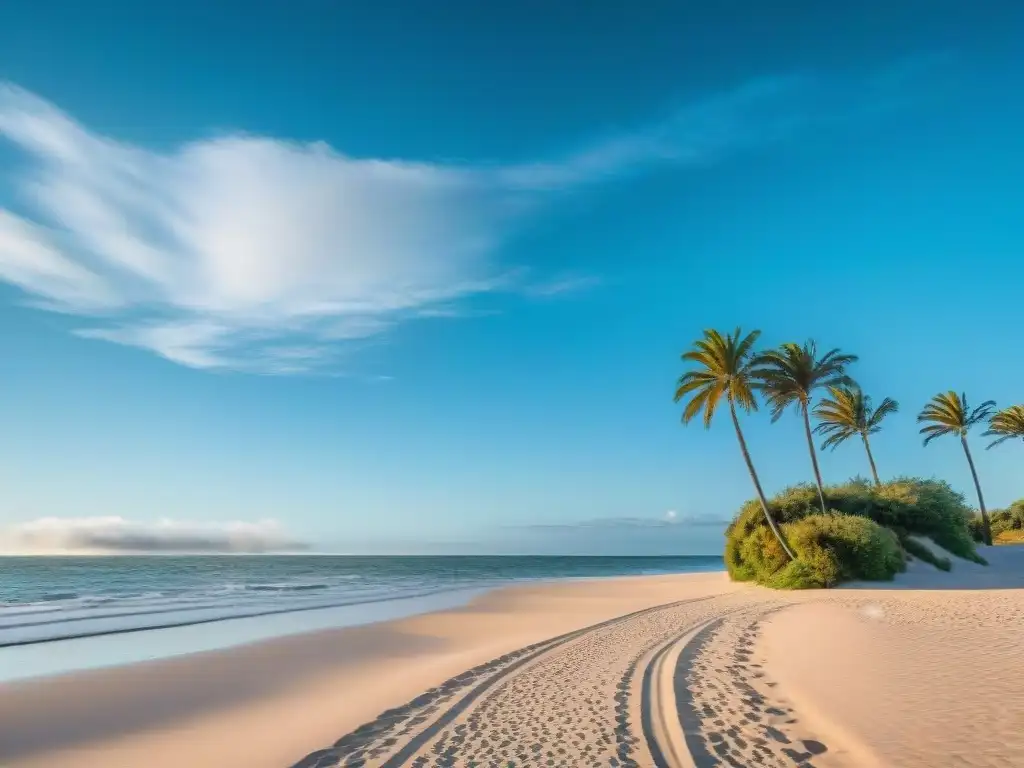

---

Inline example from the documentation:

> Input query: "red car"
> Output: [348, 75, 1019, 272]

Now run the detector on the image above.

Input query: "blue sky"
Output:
[1, 1, 1022, 555]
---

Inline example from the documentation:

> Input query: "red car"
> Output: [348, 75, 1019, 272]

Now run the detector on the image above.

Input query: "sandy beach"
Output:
[3, 549, 1024, 768]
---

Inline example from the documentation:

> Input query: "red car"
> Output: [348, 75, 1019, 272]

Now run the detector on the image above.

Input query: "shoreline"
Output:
[0, 585, 492, 682]
[0, 555, 725, 674]
[3, 556, 1024, 767]
[0, 563, 724, 683]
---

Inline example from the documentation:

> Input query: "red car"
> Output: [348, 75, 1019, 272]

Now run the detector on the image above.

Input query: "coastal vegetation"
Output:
[724, 479, 982, 588]
[755, 342, 857, 514]
[984, 406, 1024, 449]
[675, 328, 1021, 589]
[674, 329, 796, 560]
[917, 392, 995, 545]
[813, 385, 898, 486]
[970, 500, 1024, 545]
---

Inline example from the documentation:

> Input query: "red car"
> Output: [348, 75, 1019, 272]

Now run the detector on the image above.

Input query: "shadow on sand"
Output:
[842, 543, 1024, 591]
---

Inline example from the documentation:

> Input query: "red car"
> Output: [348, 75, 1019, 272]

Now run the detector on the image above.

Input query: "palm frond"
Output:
[918, 391, 994, 444]
[968, 400, 997, 427]
[755, 340, 858, 421]
[730, 378, 761, 413]
[985, 434, 1016, 449]
[817, 423, 859, 451]
[866, 397, 899, 431]
[733, 328, 761, 364]
[812, 383, 896, 450]
[920, 424, 954, 446]
[674, 371, 715, 402]
[702, 382, 728, 428]
[675, 328, 762, 427]
[682, 385, 713, 426]
[984, 404, 1024, 449]
[814, 348, 860, 386]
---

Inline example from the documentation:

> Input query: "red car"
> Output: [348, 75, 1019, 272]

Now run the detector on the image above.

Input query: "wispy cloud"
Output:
[523, 273, 602, 298]
[0, 62, 938, 372]
[495, 75, 814, 190]
[0, 516, 307, 554]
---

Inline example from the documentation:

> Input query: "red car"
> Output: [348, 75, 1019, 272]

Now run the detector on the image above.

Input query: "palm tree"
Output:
[674, 328, 795, 560]
[754, 341, 858, 513]
[813, 385, 899, 486]
[918, 392, 996, 545]
[984, 405, 1024, 450]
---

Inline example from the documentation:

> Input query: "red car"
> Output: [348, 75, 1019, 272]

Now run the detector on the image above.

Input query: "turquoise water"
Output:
[0, 555, 723, 647]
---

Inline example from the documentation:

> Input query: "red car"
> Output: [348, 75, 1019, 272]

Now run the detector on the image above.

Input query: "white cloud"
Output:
[0, 210, 119, 310]
[0, 84, 522, 372]
[0, 67, 919, 372]
[0, 516, 307, 554]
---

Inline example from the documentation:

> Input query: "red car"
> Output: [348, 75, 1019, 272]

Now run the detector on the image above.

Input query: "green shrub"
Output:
[873, 478, 982, 561]
[990, 500, 1024, 533]
[1013, 500, 1024, 524]
[991, 516, 1011, 538]
[967, 515, 987, 544]
[737, 524, 789, 581]
[968, 500, 1024, 545]
[767, 558, 830, 590]
[726, 477, 984, 588]
[755, 513, 904, 588]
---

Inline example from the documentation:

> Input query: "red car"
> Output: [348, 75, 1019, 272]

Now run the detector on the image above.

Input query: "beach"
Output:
[3, 550, 1024, 768]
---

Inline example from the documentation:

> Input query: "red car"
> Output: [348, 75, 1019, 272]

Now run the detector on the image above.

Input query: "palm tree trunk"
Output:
[862, 433, 881, 485]
[801, 405, 828, 513]
[961, 436, 992, 546]
[729, 397, 795, 560]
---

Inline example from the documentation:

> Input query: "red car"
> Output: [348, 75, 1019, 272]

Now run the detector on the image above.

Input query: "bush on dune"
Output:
[966, 515, 987, 544]
[973, 500, 1024, 544]
[770, 515, 905, 589]
[726, 477, 984, 588]
[730, 512, 904, 589]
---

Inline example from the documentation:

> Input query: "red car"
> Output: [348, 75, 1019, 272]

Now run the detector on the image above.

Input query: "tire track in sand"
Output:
[292, 595, 729, 768]
[293, 595, 844, 768]
[657, 603, 850, 768]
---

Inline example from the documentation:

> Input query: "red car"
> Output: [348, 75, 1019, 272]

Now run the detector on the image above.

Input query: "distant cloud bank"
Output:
[0, 516, 308, 554]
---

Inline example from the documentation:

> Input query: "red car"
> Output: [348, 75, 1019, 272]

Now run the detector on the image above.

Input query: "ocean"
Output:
[0, 555, 722, 680]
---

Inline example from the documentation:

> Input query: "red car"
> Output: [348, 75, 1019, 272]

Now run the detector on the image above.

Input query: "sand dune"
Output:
[3, 549, 1024, 767]
[760, 546, 1024, 768]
